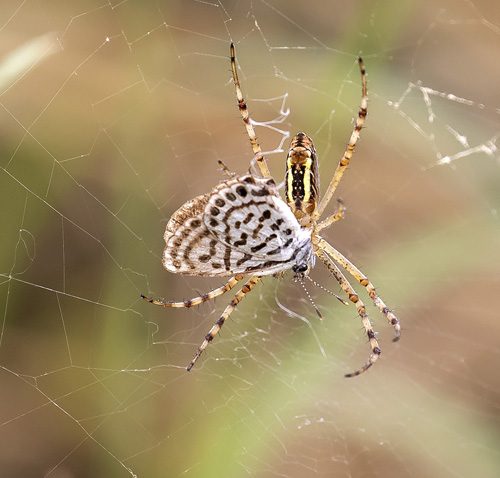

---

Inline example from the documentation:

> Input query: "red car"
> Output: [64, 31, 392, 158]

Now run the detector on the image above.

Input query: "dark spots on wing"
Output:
[233, 232, 248, 247]
[251, 242, 267, 253]
[210, 206, 220, 216]
[215, 198, 226, 207]
[266, 238, 293, 255]
[211, 262, 222, 269]
[226, 192, 236, 201]
[244, 263, 269, 272]
[209, 218, 218, 228]
[251, 187, 269, 197]
[169, 227, 213, 272]
[258, 210, 271, 223]
[244, 247, 301, 272]
[209, 239, 218, 257]
[236, 186, 248, 197]
[243, 212, 254, 224]
[224, 246, 232, 270]
[234, 221, 241, 229]
[252, 223, 263, 238]
[183, 245, 192, 258]
[236, 253, 252, 266]
[190, 219, 201, 228]
[265, 178, 275, 187]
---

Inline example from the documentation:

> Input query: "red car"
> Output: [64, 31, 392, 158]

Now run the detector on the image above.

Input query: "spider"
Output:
[142, 43, 401, 377]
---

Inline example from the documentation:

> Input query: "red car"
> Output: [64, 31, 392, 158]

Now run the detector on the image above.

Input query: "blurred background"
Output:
[1, 0, 499, 477]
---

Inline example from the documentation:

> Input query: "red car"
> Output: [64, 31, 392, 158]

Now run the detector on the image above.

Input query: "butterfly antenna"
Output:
[304, 275, 349, 306]
[295, 275, 323, 320]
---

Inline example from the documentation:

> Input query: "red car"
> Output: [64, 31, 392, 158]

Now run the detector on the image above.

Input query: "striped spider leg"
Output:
[141, 42, 277, 372]
[230, 42, 271, 179]
[284, 58, 400, 376]
[141, 173, 314, 371]
[141, 43, 401, 376]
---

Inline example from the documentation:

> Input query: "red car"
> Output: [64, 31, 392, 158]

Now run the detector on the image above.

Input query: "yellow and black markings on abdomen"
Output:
[285, 132, 320, 219]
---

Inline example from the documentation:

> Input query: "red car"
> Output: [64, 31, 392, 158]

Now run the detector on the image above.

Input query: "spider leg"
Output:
[317, 238, 401, 340]
[314, 57, 367, 220]
[315, 198, 346, 233]
[316, 250, 380, 377]
[141, 276, 244, 308]
[187, 275, 262, 371]
[230, 43, 271, 179]
[218, 160, 237, 178]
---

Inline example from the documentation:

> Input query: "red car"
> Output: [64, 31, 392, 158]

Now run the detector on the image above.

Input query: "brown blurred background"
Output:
[1, 0, 499, 477]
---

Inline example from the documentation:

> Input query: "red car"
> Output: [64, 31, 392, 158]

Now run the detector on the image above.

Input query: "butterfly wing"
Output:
[163, 175, 313, 277]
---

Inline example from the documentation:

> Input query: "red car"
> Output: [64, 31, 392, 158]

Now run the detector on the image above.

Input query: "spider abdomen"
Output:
[285, 132, 320, 222]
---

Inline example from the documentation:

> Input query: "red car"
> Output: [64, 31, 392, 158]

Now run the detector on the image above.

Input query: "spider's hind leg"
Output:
[317, 238, 401, 341]
[316, 250, 381, 377]
[187, 275, 262, 371]
[141, 275, 244, 308]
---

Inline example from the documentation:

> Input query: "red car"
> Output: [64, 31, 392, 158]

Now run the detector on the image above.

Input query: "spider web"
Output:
[1, 0, 500, 477]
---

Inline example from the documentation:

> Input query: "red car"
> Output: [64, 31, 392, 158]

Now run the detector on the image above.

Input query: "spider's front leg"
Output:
[230, 42, 271, 179]
[313, 57, 367, 221]
[315, 198, 346, 233]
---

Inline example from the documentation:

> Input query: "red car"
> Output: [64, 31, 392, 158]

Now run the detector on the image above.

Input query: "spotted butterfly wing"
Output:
[163, 175, 313, 277]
